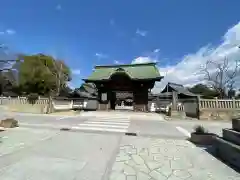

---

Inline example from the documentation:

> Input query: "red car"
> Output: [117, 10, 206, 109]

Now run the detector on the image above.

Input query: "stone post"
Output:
[197, 96, 201, 119]
[170, 91, 180, 118]
[215, 97, 218, 109]
[232, 97, 236, 110]
[70, 100, 73, 109]
[232, 97, 236, 118]
[172, 91, 178, 111]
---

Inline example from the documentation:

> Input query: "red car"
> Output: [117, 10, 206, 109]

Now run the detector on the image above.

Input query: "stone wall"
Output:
[0, 97, 86, 114]
[181, 100, 198, 118]
[0, 97, 50, 114]
[199, 109, 236, 120]
[7, 104, 49, 114]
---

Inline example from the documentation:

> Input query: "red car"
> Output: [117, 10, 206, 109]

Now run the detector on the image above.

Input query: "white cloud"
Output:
[72, 69, 81, 75]
[132, 56, 158, 64]
[6, 29, 15, 35]
[114, 60, 123, 64]
[136, 29, 147, 37]
[95, 53, 108, 59]
[151, 22, 240, 93]
[56, 4, 62, 10]
[1, 29, 16, 35]
[154, 49, 160, 53]
[67, 82, 75, 89]
[0, 29, 16, 35]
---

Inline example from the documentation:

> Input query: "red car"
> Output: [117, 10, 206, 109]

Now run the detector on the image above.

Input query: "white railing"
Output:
[0, 96, 49, 105]
[0, 96, 86, 111]
[199, 98, 240, 110]
[115, 105, 134, 110]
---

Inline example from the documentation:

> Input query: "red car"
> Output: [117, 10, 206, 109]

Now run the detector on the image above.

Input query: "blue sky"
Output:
[0, 0, 240, 91]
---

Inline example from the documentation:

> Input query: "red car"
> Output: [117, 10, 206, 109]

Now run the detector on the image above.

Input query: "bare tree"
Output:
[201, 57, 240, 98]
[0, 44, 19, 95]
[50, 60, 68, 96]
[0, 44, 17, 72]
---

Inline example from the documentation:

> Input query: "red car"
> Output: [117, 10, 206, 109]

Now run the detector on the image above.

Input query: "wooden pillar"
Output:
[97, 90, 109, 111]
[109, 91, 116, 110]
[133, 87, 148, 112]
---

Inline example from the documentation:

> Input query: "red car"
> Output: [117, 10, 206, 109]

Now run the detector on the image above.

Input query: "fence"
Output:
[199, 98, 240, 110]
[177, 104, 184, 111]
[150, 93, 240, 120]
[0, 96, 49, 105]
[198, 98, 240, 120]
[3, 96, 239, 117]
[178, 98, 240, 119]
[0, 96, 88, 113]
[151, 98, 184, 114]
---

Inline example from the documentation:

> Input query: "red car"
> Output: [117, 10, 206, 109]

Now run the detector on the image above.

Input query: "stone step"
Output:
[232, 118, 240, 132]
[223, 128, 240, 146]
[215, 136, 240, 170]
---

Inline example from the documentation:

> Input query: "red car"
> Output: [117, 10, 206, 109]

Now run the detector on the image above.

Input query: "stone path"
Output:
[0, 130, 120, 180]
[109, 137, 240, 180]
[0, 128, 59, 157]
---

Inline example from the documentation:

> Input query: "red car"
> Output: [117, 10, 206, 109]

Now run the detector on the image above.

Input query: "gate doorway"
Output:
[113, 91, 133, 111]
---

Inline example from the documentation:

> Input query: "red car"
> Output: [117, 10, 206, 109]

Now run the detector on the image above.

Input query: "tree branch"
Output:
[200, 57, 240, 98]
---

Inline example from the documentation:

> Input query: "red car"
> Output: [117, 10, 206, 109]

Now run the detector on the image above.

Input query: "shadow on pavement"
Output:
[187, 137, 240, 174]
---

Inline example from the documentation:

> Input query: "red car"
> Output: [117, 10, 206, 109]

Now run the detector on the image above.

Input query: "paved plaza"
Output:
[110, 137, 239, 180]
[0, 111, 239, 179]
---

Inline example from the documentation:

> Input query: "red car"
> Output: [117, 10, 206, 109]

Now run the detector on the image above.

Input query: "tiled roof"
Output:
[81, 83, 97, 95]
[75, 90, 96, 98]
[84, 63, 162, 81]
[161, 82, 197, 97]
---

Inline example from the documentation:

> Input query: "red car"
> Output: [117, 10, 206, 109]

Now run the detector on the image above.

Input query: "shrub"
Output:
[193, 125, 208, 134]
[0, 118, 19, 128]
[27, 93, 39, 104]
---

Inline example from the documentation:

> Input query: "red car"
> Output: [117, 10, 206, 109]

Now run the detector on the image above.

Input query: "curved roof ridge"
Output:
[95, 62, 157, 68]
[108, 68, 133, 79]
[84, 63, 163, 82]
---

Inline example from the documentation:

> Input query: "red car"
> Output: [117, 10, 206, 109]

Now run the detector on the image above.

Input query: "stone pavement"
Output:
[109, 136, 240, 180]
[0, 128, 239, 179]
[0, 129, 120, 180]
[0, 111, 239, 179]
[0, 128, 59, 157]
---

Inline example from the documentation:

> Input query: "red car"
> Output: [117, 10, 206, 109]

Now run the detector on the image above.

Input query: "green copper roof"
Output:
[84, 63, 162, 81]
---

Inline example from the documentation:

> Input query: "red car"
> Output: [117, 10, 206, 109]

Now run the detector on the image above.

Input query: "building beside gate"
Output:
[160, 82, 200, 117]
[83, 63, 163, 111]
[161, 82, 197, 98]
[71, 83, 98, 110]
